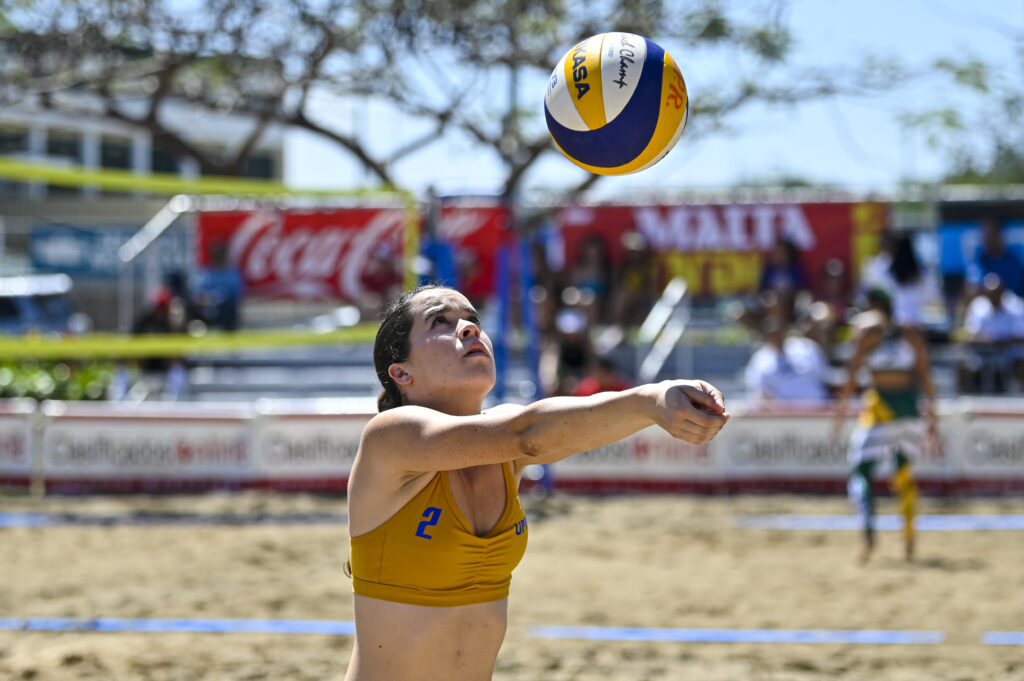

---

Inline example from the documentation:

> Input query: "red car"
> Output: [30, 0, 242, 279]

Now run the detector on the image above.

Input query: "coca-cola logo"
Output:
[438, 210, 493, 241]
[224, 209, 405, 300]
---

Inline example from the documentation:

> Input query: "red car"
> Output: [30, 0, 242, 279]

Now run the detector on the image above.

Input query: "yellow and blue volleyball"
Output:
[544, 32, 689, 175]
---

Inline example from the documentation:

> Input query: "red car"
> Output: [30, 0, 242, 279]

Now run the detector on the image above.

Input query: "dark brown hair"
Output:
[373, 284, 451, 412]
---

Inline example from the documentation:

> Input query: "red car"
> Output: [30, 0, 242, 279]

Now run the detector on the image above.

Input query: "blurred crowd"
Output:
[524, 215, 1024, 402]
[9, 217, 1020, 404]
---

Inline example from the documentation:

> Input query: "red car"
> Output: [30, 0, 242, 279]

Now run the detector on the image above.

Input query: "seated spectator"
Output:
[759, 237, 808, 295]
[858, 230, 898, 294]
[572, 355, 633, 396]
[732, 288, 799, 341]
[133, 288, 192, 400]
[860, 233, 944, 328]
[568, 233, 612, 326]
[967, 215, 1024, 298]
[539, 298, 594, 396]
[744, 317, 831, 405]
[805, 258, 852, 357]
[194, 241, 244, 331]
[960, 273, 1024, 394]
[611, 231, 660, 329]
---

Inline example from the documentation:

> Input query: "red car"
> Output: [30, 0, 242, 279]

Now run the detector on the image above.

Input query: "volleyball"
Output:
[544, 32, 689, 175]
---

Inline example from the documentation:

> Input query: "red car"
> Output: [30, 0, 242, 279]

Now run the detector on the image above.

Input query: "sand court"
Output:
[2, 491, 1023, 680]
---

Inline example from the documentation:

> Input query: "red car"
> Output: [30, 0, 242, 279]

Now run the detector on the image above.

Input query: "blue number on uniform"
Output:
[415, 507, 442, 539]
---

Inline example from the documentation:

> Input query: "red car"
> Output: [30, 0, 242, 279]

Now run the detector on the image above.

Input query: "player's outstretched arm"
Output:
[361, 380, 730, 475]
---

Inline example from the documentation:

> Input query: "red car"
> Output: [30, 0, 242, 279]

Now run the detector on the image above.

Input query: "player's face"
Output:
[400, 289, 496, 403]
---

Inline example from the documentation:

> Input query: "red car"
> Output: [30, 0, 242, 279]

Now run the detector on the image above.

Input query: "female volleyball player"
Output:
[344, 285, 730, 681]
[834, 289, 937, 564]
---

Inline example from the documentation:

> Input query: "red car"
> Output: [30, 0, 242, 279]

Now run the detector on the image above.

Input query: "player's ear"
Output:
[388, 362, 412, 387]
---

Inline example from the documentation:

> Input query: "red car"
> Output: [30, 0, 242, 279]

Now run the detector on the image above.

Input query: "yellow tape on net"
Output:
[0, 156, 411, 199]
[0, 325, 379, 360]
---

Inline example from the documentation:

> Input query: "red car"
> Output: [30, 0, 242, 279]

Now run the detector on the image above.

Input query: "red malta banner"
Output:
[558, 202, 885, 298]
[197, 208, 407, 301]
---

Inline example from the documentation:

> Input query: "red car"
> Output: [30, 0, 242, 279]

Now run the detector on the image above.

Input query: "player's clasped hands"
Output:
[646, 379, 730, 444]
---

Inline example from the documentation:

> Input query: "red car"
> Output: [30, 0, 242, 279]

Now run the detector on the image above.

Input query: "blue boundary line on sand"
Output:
[526, 625, 945, 645]
[6, 512, 1024, 530]
[0, 617, 356, 635]
[738, 514, 1024, 531]
[982, 632, 1024, 645]
[0, 511, 348, 527]
[3, 618, 1021, 645]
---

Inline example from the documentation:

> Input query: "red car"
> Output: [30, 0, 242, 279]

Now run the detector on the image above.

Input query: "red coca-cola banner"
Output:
[557, 202, 886, 298]
[434, 204, 509, 300]
[197, 208, 407, 301]
[197, 205, 511, 302]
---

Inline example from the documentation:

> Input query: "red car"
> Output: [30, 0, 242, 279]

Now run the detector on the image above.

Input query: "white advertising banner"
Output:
[42, 410, 253, 480]
[714, 410, 847, 478]
[6, 398, 1024, 494]
[0, 409, 32, 479]
[714, 406, 957, 480]
[552, 425, 716, 481]
[254, 414, 368, 478]
[955, 402, 1024, 480]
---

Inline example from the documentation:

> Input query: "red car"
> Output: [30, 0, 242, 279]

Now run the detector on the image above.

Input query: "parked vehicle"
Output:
[0, 273, 91, 335]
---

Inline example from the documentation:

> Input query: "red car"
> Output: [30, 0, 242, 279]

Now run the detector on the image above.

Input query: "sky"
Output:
[285, 0, 1023, 201]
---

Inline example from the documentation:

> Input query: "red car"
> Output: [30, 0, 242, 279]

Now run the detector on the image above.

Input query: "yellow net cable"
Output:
[0, 156, 419, 354]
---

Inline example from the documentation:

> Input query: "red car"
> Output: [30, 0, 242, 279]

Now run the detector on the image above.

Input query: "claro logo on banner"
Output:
[716, 415, 848, 475]
[256, 418, 367, 475]
[554, 426, 713, 478]
[43, 421, 250, 476]
[727, 430, 847, 471]
[963, 420, 1024, 469]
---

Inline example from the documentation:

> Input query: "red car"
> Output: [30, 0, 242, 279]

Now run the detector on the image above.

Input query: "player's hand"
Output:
[647, 380, 730, 444]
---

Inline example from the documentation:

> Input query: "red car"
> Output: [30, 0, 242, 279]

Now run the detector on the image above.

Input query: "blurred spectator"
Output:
[861, 233, 943, 328]
[163, 269, 198, 317]
[539, 298, 594, 396]
[858, 230, 898, 295]
[611, 231, 660, 329]
[732, 288, 799, 340]
[743, 317, 831, 404]
[805, 258, 852, 356]
[194, 241, 244, 331]
[572, 355, 632, 396]
[568, 233, 612, 326]
[967, 216, 1024, 298]
[133, 288, 192, 399]
[134, 288, 189, 336]
[759, 237, 808, 295]
[959, 273, 1024, 394]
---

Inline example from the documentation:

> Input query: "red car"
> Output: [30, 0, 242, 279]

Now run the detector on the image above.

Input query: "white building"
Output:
[0, 97, 286, 329]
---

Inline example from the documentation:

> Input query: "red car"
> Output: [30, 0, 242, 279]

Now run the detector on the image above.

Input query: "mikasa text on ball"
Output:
[544, 32, 689, 175]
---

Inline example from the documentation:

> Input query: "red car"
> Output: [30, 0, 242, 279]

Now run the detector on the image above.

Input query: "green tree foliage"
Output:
[901, 44, 1024, 185]
[0, 0, 965, 196]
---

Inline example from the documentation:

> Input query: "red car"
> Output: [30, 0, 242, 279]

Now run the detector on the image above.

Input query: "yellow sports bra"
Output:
[349, 462, 528, 607]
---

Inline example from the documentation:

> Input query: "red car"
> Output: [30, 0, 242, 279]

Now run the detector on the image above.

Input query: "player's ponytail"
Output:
[373, 284, 448, 412]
